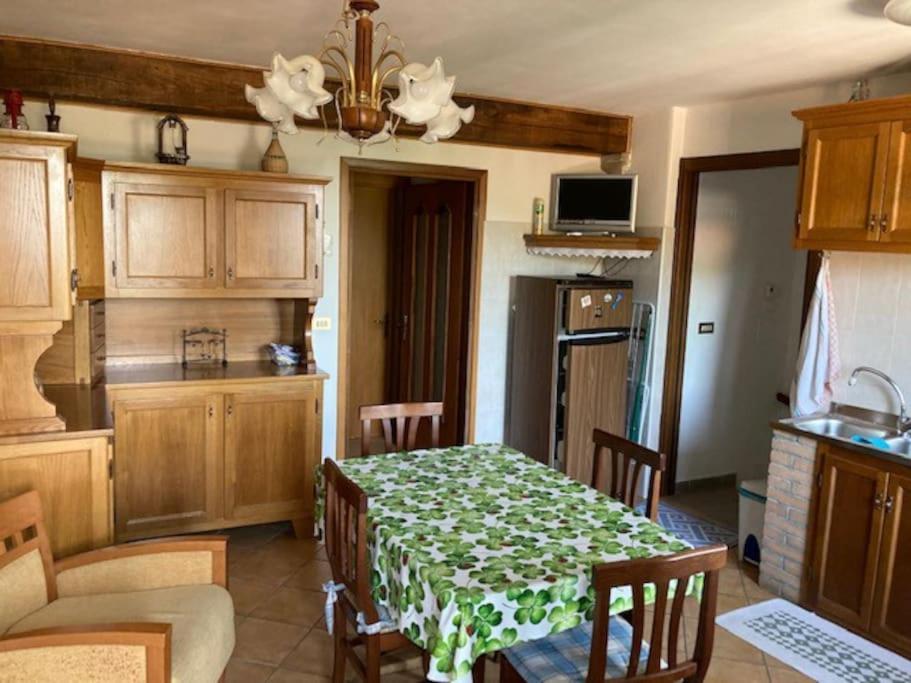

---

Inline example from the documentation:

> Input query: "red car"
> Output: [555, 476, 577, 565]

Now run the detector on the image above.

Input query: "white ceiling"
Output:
[2, 0, 911, 114]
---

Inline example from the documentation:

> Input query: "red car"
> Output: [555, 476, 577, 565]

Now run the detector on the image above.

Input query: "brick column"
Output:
[759, 430, 819, 602]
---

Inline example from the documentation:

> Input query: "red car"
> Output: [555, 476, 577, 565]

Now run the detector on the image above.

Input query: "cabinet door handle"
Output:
[226, 405, 233, 416]
[70, 268, 79, 292]
[880, 214, 889, 231]
[208, 406, 214, 418]
[874, 493, 884, 509]
[208, 266, 215, 278]
[869, 214, 878, 232]
[227, 267, 234, 280]
[884, 495, 894, 513]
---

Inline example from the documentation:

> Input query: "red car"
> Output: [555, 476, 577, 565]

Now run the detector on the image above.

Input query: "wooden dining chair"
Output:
[358, 401, 443, 456]
[322, 460, 414, 683]
[500, 544, 728, 683]
[591, 428, 666, 521]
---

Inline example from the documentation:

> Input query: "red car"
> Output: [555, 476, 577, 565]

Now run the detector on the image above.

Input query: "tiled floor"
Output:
[224, 523, 811, 682]
[665, 483, 740, 531]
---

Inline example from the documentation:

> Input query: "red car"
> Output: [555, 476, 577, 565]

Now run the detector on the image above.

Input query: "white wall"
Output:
[24, 100, 603, 457]
[641, 71, 911, 451]
[677, 167, 804, 483]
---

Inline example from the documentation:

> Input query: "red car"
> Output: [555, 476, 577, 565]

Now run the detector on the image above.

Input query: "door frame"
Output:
[337, 158, 488, 459]
[659, 148, 810, 494]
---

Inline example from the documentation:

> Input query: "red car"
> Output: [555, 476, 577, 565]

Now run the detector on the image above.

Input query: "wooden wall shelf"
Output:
[523, 233, 661, 259]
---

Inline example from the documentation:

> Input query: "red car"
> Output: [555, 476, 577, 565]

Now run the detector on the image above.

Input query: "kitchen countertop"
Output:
[771, 418, 911, 469]
[0, 384, 113, 446]
[104, 360, 328, 388]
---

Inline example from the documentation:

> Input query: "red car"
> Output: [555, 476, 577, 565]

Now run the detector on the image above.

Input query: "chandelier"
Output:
[245, 0, 474, 148]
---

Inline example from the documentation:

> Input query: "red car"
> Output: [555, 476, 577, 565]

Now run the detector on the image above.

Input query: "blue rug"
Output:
[638, 502, 738, 548]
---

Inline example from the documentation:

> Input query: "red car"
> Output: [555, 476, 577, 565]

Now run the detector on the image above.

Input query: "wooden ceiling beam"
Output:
[0, 36, 631, 156]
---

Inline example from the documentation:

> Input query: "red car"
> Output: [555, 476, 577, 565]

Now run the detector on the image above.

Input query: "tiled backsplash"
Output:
[828, 252, 911, 413]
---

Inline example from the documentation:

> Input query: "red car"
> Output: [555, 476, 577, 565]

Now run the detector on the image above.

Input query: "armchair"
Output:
[0, 491, 234, 682]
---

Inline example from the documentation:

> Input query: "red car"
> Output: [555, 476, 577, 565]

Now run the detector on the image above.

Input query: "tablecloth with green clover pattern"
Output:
[328, 443, 700, 682]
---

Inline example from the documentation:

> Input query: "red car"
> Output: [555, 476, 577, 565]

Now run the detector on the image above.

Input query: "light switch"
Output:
[313, 317, 332, 330]
[698, 322, 714, 334]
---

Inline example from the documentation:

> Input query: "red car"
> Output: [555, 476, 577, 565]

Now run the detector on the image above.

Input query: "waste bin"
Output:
[738, 478, 767, 566]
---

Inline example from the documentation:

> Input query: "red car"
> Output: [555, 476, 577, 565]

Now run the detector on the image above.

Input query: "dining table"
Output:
[323, 443, 699, 682]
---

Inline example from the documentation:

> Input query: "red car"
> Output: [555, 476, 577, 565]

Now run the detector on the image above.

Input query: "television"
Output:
[550, 174, 638, 233]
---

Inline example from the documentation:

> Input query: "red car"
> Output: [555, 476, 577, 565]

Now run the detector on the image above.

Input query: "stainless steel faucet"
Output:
[848, 366, 910, 433]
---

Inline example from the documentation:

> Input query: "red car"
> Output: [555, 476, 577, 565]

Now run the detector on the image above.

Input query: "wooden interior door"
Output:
[113, 392, 222, 539]
[0, 141, 72, 321]
[224, 188, 319, 292]
[113, 182, 219, 290]
[811, 447, 887, 630]
[880, 120, 911, 245]
[799, 123, 890, 243]
[0, 437, 111, 557]
[388, 181, 473, 447]
[223, 385, 319, 524]
[347, 175, 395, 456]
[871, 472, 911, 653]
[563, 340, 629, 485]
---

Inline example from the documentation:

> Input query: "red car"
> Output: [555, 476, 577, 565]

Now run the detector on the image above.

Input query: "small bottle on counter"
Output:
[532, 197, 545, 234]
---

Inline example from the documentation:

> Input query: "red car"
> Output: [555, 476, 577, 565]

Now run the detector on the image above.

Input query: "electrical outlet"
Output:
[313, 317, 332, 331]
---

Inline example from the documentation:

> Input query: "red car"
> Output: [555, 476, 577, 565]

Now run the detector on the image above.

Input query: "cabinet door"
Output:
[880, 120, 911, 245]
[224, 385, 319, 524]
[113, 393, 222, 539]
[113, 182, 219, 290]
[871, 473, 911, 654]
[799, 123, 890, 243]
[224, 189, 320, 293]
[563, 341, 628, 485]
[0, 437, 111, 557]
[810, 448, 887, 630]
[0, 141, 72, 321]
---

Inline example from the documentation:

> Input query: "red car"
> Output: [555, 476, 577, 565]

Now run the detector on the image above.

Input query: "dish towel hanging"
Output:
[790, 255, 840, 417]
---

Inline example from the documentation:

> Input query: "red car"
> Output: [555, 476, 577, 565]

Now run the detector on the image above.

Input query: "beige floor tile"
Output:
[281, 627, 336, 676]
[718, 566, 747, 597]
[687, 620, 764, 664]
[704, 659, 770, 682]
[744, 578, 777, 604]
[684, 591, 748, 619]
[234, 617, 309, 666]
[315, 544, 327, 561]
[259, 533, 320, 565]
[225, 523, 288, 550]
[225, 658, 275, 683]
[231, 577, 277, 615]
[231, 550, 306, 586]
[284, 559, 333, 592]
[767, 665, 815, 682]
[268, 669, 332, 682]
[251, 586, 326, 627]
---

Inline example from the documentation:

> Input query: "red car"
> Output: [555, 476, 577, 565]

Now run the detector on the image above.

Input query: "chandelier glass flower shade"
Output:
[245, 0, 474, 148]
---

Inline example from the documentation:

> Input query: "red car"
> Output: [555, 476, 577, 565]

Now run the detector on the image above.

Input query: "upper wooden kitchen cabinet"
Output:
[794, 95, 911, 253]
[102, 163, 329, 298]
[0, 130, 77, 321]
[224, 188, 322, 295]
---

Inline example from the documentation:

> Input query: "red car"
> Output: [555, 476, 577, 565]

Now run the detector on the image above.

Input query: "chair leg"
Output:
[332, 604, 347, 683]
[422, 650, 431, 677]
[365, 635, 381, 683]
[499, 656, 524, 682]
[472, 656, 486, 683]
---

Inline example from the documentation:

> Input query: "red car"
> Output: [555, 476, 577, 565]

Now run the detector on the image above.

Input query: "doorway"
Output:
[339, 159, 487, 458]
[660, 149, 819, 529]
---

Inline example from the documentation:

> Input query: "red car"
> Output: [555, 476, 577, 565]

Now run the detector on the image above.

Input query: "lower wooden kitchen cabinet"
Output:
[809, 444, 911, 658]
[108, 375, 323, 541]
[0, 435, 112, 557]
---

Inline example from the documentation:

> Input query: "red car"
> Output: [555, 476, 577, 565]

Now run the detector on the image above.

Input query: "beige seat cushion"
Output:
[8, 584, 234, 683]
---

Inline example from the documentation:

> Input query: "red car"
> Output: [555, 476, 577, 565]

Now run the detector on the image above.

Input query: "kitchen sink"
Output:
[885, 437, 911, 457]
[790, 417, 895, 441]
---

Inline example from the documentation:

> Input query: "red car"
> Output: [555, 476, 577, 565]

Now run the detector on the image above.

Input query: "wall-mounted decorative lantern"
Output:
[156, 114, 190, 165]
[45, 95, 61, 132]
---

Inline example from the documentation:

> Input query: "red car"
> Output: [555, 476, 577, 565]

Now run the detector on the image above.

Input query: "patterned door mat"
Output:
[717, 599, 911, 682]
[637, 501, 738, 547]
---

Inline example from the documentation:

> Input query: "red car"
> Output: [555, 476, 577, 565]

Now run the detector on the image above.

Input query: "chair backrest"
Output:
[359, 401, 443, 456]
[322, 460, 379, 624]
[0, 491, 57, 633]
[591, 428, 665, 521]
[587, 544, 727, 683]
